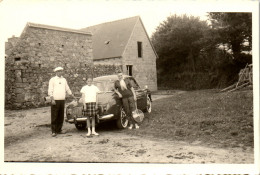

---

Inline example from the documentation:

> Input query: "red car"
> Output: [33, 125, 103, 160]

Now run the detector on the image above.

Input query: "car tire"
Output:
[146, 96, 152, 113]
[116, 107, 128, 129]
[75, 122, 86, 130]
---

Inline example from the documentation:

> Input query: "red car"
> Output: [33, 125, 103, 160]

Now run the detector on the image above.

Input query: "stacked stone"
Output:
[93, 65, 120, 77]
[5, 62, 53, 109]
[5, 24, 122, 109]
[5, 62, 121, 109]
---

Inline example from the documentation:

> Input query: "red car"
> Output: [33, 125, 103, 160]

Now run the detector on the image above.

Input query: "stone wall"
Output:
[93, 57, 122, 66]
[5, 62, 120, 109]
[5, 23, 120, 109]
[122, 18, 157, 91]
[6, 24, 93, 68]
[5, 36, 19, 56]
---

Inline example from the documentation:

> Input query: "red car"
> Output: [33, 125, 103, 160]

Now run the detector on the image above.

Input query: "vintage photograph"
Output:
[0, 0, 259, 174]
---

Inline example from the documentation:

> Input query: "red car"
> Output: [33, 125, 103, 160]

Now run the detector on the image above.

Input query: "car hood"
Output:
[97, 92, 115, 105]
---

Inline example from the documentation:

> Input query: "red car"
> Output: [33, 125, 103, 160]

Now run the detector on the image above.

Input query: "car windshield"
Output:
[93, 80, 115, 92]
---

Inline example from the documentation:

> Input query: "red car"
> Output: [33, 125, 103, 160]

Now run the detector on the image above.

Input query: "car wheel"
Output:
[146, 96, 152, 113]
[116, 107, 128, 129]
[75, 122, 86, 130]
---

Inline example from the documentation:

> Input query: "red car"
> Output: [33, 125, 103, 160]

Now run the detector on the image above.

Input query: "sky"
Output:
[0, 0, 212, 42]
[0, 0, 258, 42]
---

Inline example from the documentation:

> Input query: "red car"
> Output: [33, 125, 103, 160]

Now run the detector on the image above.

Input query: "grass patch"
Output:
[129, 89, 254, 148]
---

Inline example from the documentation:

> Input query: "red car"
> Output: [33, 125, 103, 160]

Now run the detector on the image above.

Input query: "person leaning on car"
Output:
[114, 72, 139, 129]
[48, 67, 75, 137]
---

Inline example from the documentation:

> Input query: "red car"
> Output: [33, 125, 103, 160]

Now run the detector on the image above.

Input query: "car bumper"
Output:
[66, 114, 114, 123]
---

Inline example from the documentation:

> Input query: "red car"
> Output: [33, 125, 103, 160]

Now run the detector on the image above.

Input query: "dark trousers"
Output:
[122, 96, 136, 125]
[51, 100, 65, 133]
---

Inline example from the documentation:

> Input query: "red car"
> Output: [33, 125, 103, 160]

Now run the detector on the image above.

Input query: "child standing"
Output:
[80, 77, 100, 136]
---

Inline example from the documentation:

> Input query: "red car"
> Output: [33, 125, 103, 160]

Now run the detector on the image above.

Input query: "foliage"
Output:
[151, 13, 252, 89]
[151, 14, 210, 74]
[208, 12, 252, 57]
[129, 90, 254, 149]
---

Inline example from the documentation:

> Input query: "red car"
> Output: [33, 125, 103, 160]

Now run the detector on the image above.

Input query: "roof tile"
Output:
[81, 16, 139, 60]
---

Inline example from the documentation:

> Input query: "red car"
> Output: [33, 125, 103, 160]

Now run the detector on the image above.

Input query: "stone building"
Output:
[81, 16, 158, 91]
[5, 16, 157, 109]
[5, 23, 119, 109]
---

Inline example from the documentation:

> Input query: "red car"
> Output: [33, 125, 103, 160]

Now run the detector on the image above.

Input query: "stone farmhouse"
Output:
[5, 16, 157, 109]
[81, 16, 158, 91]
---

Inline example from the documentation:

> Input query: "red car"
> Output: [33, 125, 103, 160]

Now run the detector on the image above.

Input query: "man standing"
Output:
[48, 67, 74, 137]
[114, 72, 139, 129]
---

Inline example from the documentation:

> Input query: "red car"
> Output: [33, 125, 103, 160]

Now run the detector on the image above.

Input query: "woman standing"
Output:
[80, 77, 100, 136]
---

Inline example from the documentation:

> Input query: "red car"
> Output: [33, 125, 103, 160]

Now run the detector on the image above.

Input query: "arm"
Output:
[126, 79, 136, 101]
[65, 80, 74, 98]
[114, 89, 122, 98]
[80, 87, 86, 109]
[48, 78, 56, 105]
[95, 86, 100, 108]
[114, 81, 123, 98]
[82, 93, 86, 110]
[131, 87, 137, 101]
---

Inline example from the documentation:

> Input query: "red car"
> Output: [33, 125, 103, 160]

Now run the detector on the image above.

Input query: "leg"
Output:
[56, 100, 65, 133]
[91, 116, 99, 135]
[128, 97, 139, 128]
[128, 97, 136, 125]
[86, 116, 91, 136]
[122, 98, 132, 127]
[51, 102, 58, 134]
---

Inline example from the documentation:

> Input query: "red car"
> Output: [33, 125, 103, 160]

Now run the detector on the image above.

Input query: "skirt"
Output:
[83, 102, 97, 117]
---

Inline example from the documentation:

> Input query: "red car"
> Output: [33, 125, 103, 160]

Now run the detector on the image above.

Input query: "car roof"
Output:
[93, 74, 131, 82]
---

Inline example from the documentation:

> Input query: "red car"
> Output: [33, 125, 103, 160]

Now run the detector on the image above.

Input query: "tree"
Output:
[151, 14, 211, 74]
[208, 12, 252, 64]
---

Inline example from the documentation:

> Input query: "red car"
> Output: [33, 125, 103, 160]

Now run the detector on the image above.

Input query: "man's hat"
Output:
[54, 67, 64, 72]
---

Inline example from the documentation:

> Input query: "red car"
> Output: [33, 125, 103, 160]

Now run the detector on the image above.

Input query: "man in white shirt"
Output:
[48, 67, 74, 137]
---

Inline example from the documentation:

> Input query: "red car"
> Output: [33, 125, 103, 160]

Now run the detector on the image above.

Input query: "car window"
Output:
[93, 80, 115, 92]
[129, 78, 139, 89]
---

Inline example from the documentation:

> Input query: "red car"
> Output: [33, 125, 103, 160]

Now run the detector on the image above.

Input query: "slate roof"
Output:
[81, 16, 140, 60]
[25, 22, 92, 35]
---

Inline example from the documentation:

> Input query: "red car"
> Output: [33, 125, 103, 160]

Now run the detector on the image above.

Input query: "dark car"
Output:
[65, 74, 152, 130]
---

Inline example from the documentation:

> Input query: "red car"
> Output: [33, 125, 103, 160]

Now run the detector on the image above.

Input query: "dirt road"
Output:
[4, 94, 253, 163]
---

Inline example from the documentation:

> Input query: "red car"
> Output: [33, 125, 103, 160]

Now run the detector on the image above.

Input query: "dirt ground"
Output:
[4, 94, 254, 163]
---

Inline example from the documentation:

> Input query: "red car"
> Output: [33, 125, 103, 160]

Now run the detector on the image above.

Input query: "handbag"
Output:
[132, 101, 144, 123]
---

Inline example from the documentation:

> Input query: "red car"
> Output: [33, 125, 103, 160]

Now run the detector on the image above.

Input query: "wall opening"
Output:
[137, 41, 142, 58]
[38, 43, 41, 46]
[62, 45, 64, 48]
[39, 64, 41, 68]
[14, 57, 21, 61]
[126, 65, 133, 76]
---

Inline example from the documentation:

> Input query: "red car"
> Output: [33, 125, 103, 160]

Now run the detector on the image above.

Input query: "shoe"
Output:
[86, 132, 91, 137]
[92, 132, 99, 136]
[52, 133, 57, 137]
[58, 130, 66, 134]
[135, 124, 139, 129]
[128, 124, 133, 130]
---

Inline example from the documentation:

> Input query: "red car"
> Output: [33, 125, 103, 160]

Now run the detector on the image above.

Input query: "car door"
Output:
[128, 77, 146, 111]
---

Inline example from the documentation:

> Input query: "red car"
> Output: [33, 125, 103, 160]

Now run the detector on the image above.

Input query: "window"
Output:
[14, 57, 21, 61]
[126, 65, 133, 76]
[137, 41, 142, 58]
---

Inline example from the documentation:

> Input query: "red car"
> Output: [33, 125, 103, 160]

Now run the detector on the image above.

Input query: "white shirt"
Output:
[80, 85, 100, 103]
[48, 76, 72, 100]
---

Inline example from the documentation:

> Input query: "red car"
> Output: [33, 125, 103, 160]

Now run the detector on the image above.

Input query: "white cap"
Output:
[54, 67, 64, 72]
